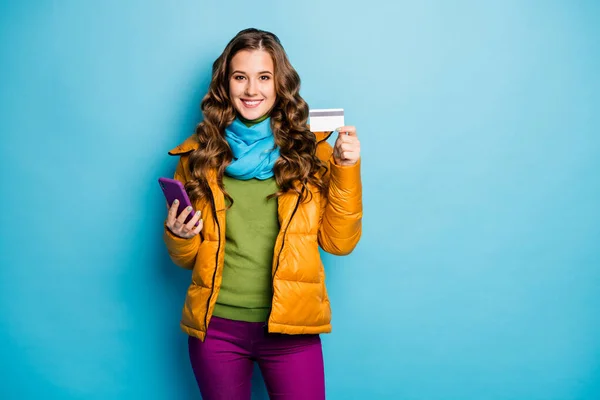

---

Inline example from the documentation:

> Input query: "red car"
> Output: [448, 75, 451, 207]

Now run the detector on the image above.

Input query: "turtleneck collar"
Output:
[238, 113, 270, 127]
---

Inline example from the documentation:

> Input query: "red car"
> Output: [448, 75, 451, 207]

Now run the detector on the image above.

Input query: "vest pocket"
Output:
[181, 283, 211, 331]
[191, 240, 218, 288]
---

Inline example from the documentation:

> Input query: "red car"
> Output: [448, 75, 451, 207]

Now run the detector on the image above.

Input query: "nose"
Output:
[244, 78, 258, 96]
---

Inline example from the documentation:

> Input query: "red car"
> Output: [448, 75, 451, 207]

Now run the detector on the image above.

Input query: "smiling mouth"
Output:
[241, 99, 263, 108]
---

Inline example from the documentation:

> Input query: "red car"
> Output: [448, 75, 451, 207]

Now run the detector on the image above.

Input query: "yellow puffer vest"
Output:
[163, 131, 362, 341]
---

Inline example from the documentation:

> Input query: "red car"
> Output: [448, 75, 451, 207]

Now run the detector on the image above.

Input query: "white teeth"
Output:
[243, 100, 261, 106]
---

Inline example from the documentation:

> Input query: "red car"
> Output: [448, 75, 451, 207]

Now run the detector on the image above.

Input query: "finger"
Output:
[334, 135, 347, 146]
[342, 151, 360, 161]
[333, 140, 343, 155]
[334, 133, 346, 143]
[337, 134, 359, 144]
[342, 151, 353, 160]
[172, 219, 183, 231]
[334, 136, 355, 152]
[176, 206, 194, 224]
[333, 144, 343, 159]
[335, 126, 357, 136]
[340, 142, 361, 152]
[179, 229, 192, 239]
[192, 219, 204, 235]
[167, 199, 180, 222]
[338, 148, 358, 158]
[184, 210, 202, 230]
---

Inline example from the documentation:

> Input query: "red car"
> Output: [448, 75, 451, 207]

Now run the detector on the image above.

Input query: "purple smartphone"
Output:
[158, 177, 198, 225]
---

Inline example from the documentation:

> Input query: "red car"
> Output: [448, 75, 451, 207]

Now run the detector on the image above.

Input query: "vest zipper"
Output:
[264, 186, 305, 332]
[204, 189, 221, 332]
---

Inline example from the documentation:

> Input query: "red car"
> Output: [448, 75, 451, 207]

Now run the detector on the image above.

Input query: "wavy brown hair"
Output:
[186, 28, 328, 206]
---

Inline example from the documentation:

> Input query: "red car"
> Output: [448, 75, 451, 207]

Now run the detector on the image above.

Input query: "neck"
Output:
[238, 113, 269, 127]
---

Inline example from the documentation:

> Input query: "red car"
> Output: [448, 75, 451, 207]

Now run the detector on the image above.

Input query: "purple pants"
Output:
[188, 316, 325, 400]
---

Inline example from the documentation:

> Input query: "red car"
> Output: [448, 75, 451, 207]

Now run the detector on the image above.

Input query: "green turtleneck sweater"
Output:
[239, 113, 270, 127]
[212, 114, 279, 322]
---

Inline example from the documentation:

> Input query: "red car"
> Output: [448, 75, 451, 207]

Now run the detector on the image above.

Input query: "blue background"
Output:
[1, 1, 599, 399]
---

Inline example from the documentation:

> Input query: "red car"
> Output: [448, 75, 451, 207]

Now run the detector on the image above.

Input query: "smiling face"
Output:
[228, 49, 277, 121]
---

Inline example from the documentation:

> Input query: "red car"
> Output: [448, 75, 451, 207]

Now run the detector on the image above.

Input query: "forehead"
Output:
[229, 50, 274, 73]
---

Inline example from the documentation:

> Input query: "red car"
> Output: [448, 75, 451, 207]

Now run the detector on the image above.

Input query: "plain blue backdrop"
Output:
[1, 1, 599, 399]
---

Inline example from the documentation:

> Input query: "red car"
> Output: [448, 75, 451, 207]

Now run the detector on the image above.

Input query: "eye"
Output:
[259, 75, 271, 81]
[233, 75, 245, 81]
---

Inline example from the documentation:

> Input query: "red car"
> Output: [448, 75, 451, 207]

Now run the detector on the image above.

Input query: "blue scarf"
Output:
[224, 117, 280, 180]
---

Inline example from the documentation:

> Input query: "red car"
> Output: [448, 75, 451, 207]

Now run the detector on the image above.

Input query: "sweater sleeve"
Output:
[163, 157, 200, 270]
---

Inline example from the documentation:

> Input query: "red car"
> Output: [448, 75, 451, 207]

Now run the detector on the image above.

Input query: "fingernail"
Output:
[196, 211, 201, 216]
[187, 206, 192, 211]
[336, 128, 341, 132]
[173, 199, 179, 204]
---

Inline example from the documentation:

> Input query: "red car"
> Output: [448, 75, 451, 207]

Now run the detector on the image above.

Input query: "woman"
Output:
[163, 27, 362, 399]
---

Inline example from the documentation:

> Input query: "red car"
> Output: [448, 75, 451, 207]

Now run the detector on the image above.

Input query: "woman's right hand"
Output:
[165, 200, 204, 239]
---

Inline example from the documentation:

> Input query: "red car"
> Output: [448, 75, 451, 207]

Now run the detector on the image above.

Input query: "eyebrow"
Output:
[231, 70, 273, 75]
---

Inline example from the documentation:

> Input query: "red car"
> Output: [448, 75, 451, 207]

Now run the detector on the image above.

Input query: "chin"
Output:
[238, 108, 266, 121]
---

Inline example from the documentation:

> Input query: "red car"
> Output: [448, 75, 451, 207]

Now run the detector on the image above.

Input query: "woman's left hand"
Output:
[332, 126, 361, 166]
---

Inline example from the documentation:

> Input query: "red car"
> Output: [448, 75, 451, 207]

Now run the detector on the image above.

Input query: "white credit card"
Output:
[309, 108, 344, 132]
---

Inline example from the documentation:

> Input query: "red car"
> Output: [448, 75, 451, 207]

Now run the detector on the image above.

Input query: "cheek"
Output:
[229, 81, 241, 98]
[264, 82, 276, 101]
